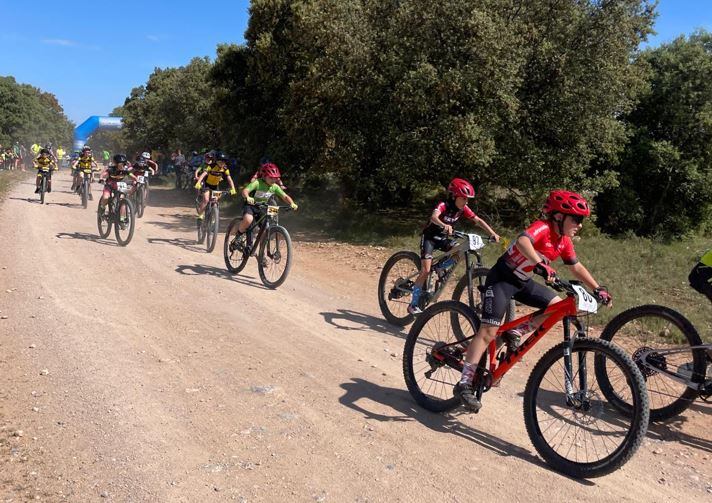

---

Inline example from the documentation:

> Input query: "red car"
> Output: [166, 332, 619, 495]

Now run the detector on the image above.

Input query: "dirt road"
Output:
[0, 173, 709, 501]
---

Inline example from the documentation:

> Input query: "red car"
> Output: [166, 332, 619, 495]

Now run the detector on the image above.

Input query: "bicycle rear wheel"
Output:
[114, 198, 135, 246]
[402, 300, 480, 412]
[597, 304, 706, 421]
[224, 218, 249, 274]
[206, 205, 219, 253]
[378, 251, 421, 326]
[258, 225, 293, 288]
[523, 338, 648, 478]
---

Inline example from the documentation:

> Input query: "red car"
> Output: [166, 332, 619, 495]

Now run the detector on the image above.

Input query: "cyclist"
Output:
[454, 190, 612, 412]
[407, 178, 500, 315]
[689, 250, 712, 303]
[193, 150, 237, 220]
[71, 146, 98, 195]
[250, 157, 286, 190]
[33, 148, 57, 193]
[98, 154, 138, 214]
[236, 162, 297, 238]
[194, 150, 216, 182]
[134, 152, 158, 175]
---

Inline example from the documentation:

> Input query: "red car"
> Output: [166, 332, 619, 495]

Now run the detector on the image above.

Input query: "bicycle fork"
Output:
[562, 317, 590, 409]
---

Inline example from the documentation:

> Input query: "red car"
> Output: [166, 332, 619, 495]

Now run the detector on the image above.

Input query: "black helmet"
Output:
[39, 148, 50, 155]
[113, 154, 128, 164]
[82, 145, 91, 151]
[191, 151, 198, 156]
[214, 150, 229, 162]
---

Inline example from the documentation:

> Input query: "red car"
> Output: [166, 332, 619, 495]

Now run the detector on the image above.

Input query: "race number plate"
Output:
[267, 205, 279, 216]
[467, 234, 485, 252]
[137, 176, 145, 183]
[572, 285, 598, 314]
[117, 182, 128, 192]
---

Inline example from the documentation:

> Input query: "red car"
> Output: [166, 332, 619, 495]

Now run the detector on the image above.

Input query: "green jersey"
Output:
[244, 179, 286, 204]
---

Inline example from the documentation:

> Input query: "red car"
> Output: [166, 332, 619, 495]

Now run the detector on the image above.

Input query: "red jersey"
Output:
[423, 200, 476, 236]
[503, 220, 578, 280]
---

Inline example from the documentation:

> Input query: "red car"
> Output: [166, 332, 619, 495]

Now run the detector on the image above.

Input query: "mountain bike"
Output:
[132, 168, 151, 218]
[36, 170, 50, 204]
[97, 181, 136, 246]
[378, 231, 515, 326]
[223, 203, 293, 289]
[598, 304, 712, 422]
[77, 169, 96, 209]
[402, 278, 649, 478]
[197, 189, 227, 253]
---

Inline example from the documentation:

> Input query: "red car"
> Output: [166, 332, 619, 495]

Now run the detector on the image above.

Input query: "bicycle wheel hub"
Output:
[388, 278, 412, 300]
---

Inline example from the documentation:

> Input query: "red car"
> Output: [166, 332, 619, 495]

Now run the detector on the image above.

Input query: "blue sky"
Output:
[0, 0, 710, 125]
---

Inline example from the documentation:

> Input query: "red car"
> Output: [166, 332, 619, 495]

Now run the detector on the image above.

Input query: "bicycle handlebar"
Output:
[451, 230, 497, 244]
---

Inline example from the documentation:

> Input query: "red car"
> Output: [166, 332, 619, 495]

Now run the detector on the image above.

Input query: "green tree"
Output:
[0, 76, 73, 147]
[121, 58, 220, 155]
[597, 30, 712, 237]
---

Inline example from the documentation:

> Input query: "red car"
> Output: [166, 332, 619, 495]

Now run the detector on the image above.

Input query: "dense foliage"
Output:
[112, 1, 712, 237]
[0, 76, 73, 147]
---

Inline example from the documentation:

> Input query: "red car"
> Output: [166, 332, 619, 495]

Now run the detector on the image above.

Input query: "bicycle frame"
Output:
[637, 344, 712, 392]
[434, 293, 583, 385]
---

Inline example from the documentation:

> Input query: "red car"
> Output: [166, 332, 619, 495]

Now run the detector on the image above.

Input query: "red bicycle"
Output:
[402, 278, 649, 478]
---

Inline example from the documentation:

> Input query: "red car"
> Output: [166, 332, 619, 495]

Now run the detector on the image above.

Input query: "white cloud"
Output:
[42, 39, 78, 47]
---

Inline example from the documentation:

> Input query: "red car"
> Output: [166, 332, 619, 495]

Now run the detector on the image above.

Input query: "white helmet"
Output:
[141, 151, 151, 160]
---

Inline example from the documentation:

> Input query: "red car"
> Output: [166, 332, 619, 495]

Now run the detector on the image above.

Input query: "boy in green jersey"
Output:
[238, 162, 298, 236]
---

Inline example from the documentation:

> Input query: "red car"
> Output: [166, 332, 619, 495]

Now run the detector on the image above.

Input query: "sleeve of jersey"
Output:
[463, 205, 476, 220]
[561, 238, 578, 265]
[244, 180, 259, 192]
[273, 185, 286, 198]
[521, 220, 548, 246]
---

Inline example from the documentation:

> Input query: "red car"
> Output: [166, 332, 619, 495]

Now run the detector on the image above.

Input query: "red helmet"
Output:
[447, 178, 475, 199]
[543, 190, 590, 217]
[261, 162, 281, 179]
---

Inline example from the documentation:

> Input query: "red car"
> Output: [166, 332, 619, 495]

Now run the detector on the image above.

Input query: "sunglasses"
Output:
[569, 214, 584, 225]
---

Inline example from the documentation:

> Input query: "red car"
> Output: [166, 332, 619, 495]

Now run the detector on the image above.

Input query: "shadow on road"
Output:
[175, 263, 268, 290]
[320, 309, 406, 339]
[338, 377, 595, 484]
[647, 412, 712, 453]
[147, 236, 206, 253]
[55, 232, 117, 247]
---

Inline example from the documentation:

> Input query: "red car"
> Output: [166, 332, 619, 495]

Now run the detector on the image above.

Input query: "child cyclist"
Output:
[236, 162, 297, 238]
[689, 249, 712, 303]
[71, 146, 98, 195]
[454, 190, 612, 412]
[193, 150, 237, 220]
[33, 148, 57, 193]
[98, 154, 139, 213]
[408, 178, 500, 315]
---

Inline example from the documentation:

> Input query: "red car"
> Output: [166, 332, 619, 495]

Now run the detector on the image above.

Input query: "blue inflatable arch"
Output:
[73, 116, 123, 151]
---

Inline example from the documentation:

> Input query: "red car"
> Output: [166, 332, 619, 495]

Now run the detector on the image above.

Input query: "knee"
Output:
[478, 325, 499, 343]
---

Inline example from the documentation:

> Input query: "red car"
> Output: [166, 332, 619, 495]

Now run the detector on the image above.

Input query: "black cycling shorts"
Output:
[420, 233, 457, 260]
[480, 260, 558, 326]
[689, 263, 712, 303]
[242, 204, 265, 220]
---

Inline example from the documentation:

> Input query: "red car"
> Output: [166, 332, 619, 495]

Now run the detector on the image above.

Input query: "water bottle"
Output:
[435, 257, 456, 279]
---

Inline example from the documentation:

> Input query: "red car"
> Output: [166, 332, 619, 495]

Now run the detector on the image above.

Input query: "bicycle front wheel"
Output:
[97, 199, 111, 238]
[258, 225, 292, 288]
[81, 179, 88, 209]
[136, 186, 145, 218]
[403, 300, 480, 412]
[206, 204, 219, 253]
[524, 338, 649, 478]
[378, 251, 421, 326]
[40, 176, 46, 204]
[224, 218, 249, 274]
[597, 304, 706, 421]
[114, 198, 135, 246]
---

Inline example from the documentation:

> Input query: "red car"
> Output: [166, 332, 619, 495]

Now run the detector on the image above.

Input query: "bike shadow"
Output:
[647, 413, 712, 453]
[338, 378, 594, 484]
[55, 232, 117, 247]
[8, 196, 42, 204]
[175, 263, 268, 290]
[320, 309, 406, 339]
[147, 237, 206, 253]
